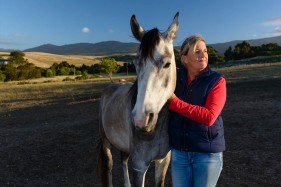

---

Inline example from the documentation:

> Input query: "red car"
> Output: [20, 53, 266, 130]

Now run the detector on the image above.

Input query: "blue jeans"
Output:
[171, 148, 223, 187]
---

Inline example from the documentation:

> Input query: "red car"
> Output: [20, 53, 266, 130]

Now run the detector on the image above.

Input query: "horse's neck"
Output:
[128, 80, 138, 109]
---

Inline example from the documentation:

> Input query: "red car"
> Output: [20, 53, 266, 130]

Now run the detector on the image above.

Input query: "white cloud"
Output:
[273, 27, 281, 36]
[255, 17, 281, 38]
[82, 27, 90, 33]
[260, 16, 281, 26]
[255, 28, 281, 38]
[15, 33, 28, 39]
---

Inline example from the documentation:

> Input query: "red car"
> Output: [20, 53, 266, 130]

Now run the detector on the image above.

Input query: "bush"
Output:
[81, 71, 88, 79]
[0, 71, 6, 82]
[3, 64, 17, 81]
[57, 66, 71, 75]
[62, 77, 75, 82]
[45, 69, 54, 77]
[75, 70, 82, 75]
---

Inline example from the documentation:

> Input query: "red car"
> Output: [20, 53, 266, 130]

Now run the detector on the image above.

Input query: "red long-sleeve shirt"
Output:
[169, 77, 226, 126]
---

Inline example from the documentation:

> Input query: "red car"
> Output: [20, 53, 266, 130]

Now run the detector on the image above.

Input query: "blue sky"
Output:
[0, 0, 281, 50]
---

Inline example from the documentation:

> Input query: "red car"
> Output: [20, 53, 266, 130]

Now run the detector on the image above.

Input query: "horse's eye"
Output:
[163, 62, 171, 69]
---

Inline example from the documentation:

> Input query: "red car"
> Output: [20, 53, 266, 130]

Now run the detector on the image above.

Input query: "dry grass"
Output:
[1, 52, 129, 68]
[0, 81, 105, 113]
[0, 61, 279, 114]
[0, 76, 136, 113]
[24, 52, 103, 68]
[214, 62, 281, 83]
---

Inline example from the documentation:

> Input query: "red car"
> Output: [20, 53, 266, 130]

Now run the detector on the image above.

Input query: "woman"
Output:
[168, 35, 226, 187]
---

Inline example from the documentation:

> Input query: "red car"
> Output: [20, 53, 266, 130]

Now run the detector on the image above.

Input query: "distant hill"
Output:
[209, 36, 281, 54]
[24, 41, 139, 55]
[17, 36, 281, 55]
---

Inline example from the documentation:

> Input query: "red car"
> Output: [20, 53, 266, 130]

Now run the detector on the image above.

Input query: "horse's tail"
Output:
[96, 139, 109, 186]
[96, 139, 109, 187]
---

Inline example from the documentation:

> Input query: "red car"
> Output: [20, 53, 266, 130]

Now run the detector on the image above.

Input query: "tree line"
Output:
[0, 40, 280, 82]
[0, 51, 134, 82]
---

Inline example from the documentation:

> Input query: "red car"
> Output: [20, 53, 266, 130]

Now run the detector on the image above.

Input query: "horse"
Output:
[98, 12, 179, 187]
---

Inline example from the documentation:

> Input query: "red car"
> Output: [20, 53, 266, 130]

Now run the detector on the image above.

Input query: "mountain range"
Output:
[3, 36, 281, 55]
[210, 36, 281, 55]
[24, 41, 139, 55]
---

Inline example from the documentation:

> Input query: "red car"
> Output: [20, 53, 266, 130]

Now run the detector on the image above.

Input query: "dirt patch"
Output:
[0, 78, 280, 186]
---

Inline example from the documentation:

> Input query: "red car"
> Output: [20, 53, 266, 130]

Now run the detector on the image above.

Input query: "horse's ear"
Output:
[130, 15, 145, 42]
[164, 12, 179, 43]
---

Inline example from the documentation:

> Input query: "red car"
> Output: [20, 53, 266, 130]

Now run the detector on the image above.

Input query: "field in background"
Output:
[0, 61, 280, 186]
[0, 61, 280, 113]
[25, 52, 103, 67]
[215, 62, 281, 82]
[0, 52, 128, 68]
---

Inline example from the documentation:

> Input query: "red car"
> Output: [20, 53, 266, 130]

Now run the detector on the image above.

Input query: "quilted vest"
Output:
[169, 67, 225, 152]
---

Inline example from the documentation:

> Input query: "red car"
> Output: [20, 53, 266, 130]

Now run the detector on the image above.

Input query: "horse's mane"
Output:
[139, 28, 160, 61]
[128, 80, 138, 108]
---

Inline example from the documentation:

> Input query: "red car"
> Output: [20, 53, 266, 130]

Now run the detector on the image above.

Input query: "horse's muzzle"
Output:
[132, 112, 155, 131]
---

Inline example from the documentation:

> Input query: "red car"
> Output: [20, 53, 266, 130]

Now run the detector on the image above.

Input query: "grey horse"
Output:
[98, 12, 179, 187]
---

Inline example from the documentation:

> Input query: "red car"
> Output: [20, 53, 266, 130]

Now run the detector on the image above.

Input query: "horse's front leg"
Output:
[130, 157, 150, 187]
[121, 151, 131, 187]
[155, 151, 171, 187]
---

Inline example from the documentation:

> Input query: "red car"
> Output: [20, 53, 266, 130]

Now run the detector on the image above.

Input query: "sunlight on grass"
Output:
[0, 62, 280, 113]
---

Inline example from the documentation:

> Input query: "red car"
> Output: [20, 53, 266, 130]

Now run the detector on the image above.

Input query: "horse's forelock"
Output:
[139, 28, 160, 61]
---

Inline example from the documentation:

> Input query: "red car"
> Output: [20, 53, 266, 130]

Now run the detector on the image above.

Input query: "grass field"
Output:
[25, 52, 103, 67]
[215, 62, 281, 82]
[0, 61, 280, 116]
[0, 52, 129, 68]
[0, 61, 280, 186]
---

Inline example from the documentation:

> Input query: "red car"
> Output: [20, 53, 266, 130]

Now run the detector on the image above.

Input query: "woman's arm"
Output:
[169, 77, 226, 126]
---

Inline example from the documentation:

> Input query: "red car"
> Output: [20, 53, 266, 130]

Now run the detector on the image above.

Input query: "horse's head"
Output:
[130, 12, 179, 132]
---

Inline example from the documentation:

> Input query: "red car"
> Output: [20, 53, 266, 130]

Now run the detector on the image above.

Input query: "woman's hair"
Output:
[180, 35, 205, 56]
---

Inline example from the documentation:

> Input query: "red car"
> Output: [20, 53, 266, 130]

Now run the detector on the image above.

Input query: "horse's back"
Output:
[100, 82, 133, 152]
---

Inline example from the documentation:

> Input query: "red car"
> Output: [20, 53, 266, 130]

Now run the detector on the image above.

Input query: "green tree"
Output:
[57, 66, 71, 75]
[3, 63, 17, 81]
[31, 67, 42, 79]
[81, 71, 89, 79]
[17, 63, 42, 80]
[75, 70, 82, 75]
[99, 58, 119, 82]
[59, 61, 71, 68]
[45, 69, 54, 77]
[224, 46, 234, 61]
[233, 41, 252, 60]
[207, 46, 224, 64]
[50, 62, 72, 75]
[9, 51, 27, 65]
[50, 66, 57, 76]
[259, 43, 281, 56]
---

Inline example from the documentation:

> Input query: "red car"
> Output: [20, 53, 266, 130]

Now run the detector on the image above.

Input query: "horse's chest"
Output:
[132, 135, 169, 159]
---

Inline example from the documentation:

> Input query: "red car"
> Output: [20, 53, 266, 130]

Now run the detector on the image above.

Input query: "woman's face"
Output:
[182, 40, 208, 72]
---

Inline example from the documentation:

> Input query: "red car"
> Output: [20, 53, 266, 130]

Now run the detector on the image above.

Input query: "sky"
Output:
[0, 0, 281, 50]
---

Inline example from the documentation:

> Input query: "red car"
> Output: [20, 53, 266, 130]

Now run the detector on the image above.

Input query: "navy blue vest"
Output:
[169, 67, 225, 153]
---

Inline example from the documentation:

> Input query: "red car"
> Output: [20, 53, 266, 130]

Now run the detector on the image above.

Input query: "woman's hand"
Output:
[168, 93, 176, 103]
